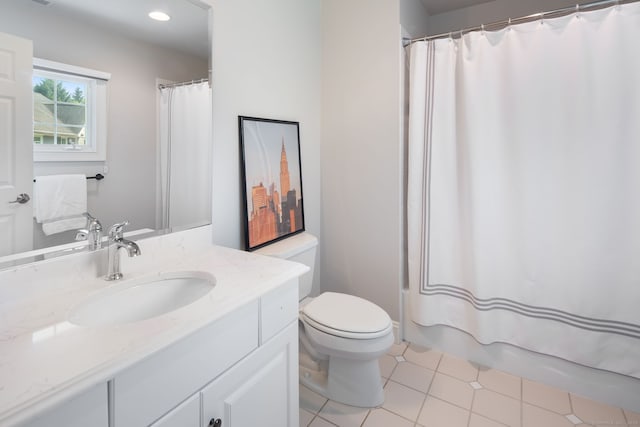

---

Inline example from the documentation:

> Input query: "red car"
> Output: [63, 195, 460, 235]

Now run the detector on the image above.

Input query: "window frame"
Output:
[33, 58, 110, 162]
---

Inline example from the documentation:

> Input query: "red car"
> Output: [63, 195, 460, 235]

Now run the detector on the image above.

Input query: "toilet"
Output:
[255, 232, 394, 408]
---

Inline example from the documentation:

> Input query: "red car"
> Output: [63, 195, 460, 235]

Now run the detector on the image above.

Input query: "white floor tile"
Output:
[317, 400, 369, 427]
[403, 343, 443, 370]
[477, 367, 521, 399]
[522, 379, 572, 415]
[473, 388, 521, 427]
[624, 408, 640, 424]
[388, 341, 408, 357]
[362, 408, 414, 427]
[300, 385, 328, 414]
[300, 409, 315, 427]
[417, 396, 470, 427]
[378, 354, 397, 379]
[428, 372, 474, 410]
[437, 353, 479, 382]
[299, 344, 634, 427]
[389, 360, 435, 393]
[565, 414, 583, 424]
[382, 380, 426, 421]
[469, 413, 509, 427]
[570, 394, 627, 426]
[309, 416, 337, 427]
[523, 403, 576, 427]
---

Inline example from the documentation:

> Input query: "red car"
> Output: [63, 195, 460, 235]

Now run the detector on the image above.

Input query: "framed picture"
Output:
[239, 116, 305, 251]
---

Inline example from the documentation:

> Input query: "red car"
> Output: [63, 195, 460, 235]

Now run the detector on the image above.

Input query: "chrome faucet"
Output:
[75, 213, 103, 251]
[86, 213, 103, 250]
[105, 221, 141, 281]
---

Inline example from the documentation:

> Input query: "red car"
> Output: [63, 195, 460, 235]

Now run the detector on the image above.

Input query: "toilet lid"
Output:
[301, 292, 392, 339]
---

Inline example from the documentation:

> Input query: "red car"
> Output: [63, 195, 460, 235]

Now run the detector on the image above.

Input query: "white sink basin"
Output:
[68, 271, 216, 327]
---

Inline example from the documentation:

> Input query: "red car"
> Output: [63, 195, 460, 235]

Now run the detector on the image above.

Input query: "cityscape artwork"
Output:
[239, 116, 305, 251]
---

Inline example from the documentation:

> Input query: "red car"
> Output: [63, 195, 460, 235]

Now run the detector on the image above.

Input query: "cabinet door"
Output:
[201, 322, 298, 427]
[151, 393, 200, 427]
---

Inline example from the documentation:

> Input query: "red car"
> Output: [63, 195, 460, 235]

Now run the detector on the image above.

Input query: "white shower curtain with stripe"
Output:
[159, 81, 212, 230]
[407, 3, 640, 377]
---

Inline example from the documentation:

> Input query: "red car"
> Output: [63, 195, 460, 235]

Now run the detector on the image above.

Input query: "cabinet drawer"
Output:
[21, 383, 108, 427]
[260, 278, 298, 343]
[113, 300, 259, 427]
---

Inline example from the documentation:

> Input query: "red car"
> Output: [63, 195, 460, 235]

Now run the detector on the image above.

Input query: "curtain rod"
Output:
[158, 78, 209, 90]
[403, 0, 638, 46]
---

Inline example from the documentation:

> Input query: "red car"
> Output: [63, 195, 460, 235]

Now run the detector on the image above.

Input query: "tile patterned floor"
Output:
[299, 341, 640, 427]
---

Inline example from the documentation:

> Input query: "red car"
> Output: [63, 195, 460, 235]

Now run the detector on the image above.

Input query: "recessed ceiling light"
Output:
[149, 11, 171, 22]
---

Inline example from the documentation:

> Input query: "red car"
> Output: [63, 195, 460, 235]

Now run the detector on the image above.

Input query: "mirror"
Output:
[0, 0, 211, 266]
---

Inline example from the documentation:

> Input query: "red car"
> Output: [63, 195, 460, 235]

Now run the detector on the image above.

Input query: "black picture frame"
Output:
[239, 116, 305, 251]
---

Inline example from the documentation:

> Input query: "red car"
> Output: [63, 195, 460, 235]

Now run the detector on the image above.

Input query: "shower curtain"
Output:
[159, 81, 212, 230]
[407, 3, 640, 377]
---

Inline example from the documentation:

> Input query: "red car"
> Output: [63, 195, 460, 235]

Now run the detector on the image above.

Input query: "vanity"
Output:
[0, 226, 307, 427]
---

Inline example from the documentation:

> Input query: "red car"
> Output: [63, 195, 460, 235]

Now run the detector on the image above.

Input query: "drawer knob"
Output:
[209, 418, 222, 427]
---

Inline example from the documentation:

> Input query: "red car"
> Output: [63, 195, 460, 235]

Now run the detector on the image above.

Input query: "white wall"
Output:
[321, 0, 404, 320]
[424, 0, 578, 36]
[210, 0, 322, 291]
[0, 1, 208, 248]
[400, 0, 431, 38]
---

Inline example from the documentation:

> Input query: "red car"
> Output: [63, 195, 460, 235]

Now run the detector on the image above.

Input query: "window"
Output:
[33, 59, 110, 162]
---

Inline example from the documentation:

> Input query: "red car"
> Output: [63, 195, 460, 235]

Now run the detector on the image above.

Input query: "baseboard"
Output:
[392, 320, 400, 344]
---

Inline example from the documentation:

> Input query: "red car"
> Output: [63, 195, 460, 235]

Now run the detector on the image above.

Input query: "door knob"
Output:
[209, 418, 222, 427]
[8, 193, 30, 204]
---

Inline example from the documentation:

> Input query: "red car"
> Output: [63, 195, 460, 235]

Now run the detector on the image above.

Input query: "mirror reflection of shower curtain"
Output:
[159, 82, 212, 230]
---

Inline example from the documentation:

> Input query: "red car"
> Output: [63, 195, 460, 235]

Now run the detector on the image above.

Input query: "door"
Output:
[0, 32, 33, 256]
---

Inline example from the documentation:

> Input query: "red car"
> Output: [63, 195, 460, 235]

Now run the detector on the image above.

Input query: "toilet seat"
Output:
[300, 292, 392, 340]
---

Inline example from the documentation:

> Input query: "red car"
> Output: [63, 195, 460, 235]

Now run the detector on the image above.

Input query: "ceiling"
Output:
[33, 0, 210, 59]
[420, 0, 496, 15]
[33, 0, 523, 55]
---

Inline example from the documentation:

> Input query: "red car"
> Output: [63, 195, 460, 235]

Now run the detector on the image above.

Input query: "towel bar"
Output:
[33, 174, 104, 182]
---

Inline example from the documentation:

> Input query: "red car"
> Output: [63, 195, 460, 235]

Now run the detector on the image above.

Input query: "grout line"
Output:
[433, 351, 443, 372]
[358, 408, 372, 427]
[375, 382, 427, 425]
[413, 387, 429, 426]
[470, 358, 479, 427]
[307, 414, 316, 426]
[521, 375, 524, 427]
[467, 378, 477, 427]
[520, 383, 524, 427]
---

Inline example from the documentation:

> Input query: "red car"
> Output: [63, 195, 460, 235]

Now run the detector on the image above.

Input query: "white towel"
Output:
[34, 174, 87, 235]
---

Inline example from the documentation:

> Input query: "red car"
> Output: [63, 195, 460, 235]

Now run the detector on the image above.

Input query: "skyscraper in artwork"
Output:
[280, 139, 290, 201]
[246, 129, 303, 249]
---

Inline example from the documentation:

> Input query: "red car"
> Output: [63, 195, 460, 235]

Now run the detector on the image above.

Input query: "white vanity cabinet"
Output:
[112, 278, 299, 427]
[150, 394, 200, 427]
[20, 383, 108, 427]
[201, 322, 298, 427]
[201, 280, 299, 427]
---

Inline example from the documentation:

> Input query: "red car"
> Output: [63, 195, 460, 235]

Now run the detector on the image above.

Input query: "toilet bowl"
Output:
[255, 233, 394, 407]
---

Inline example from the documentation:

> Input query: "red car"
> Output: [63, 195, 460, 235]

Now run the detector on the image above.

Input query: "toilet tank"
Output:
[254, 232, 318, 299]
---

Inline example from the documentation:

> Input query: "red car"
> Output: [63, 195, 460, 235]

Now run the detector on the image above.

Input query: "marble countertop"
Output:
[0, 227, 308, 426]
